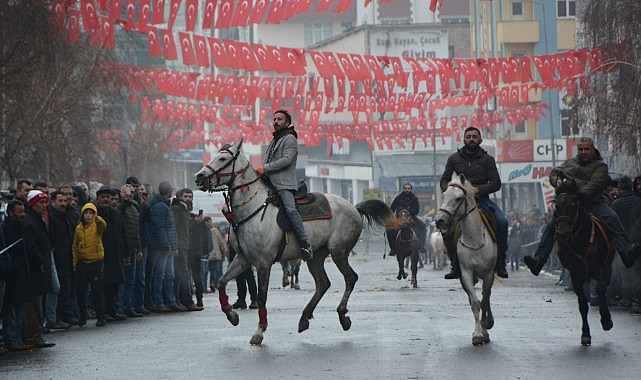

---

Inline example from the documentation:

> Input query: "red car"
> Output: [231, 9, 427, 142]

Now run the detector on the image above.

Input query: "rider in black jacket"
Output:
[387, 183, 426, 256]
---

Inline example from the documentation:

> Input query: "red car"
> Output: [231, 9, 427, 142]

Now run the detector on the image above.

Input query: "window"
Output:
[304, 23, 332, 46]
[512, 0, 523, 17]
[557, 0, 576, 18]
[515, 121, 526, 134]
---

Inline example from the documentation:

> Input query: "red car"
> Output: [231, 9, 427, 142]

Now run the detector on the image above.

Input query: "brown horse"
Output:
[391, 208, 421, 288]
[553, 185, 616, 346]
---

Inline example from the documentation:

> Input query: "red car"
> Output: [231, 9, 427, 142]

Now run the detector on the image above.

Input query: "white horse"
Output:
[194, 139, 398, 345]
[434, 172, 497, 346]
[429, 230, 446, 270]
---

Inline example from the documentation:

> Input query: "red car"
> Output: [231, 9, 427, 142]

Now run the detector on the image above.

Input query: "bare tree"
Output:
[579, 0, 641, 174]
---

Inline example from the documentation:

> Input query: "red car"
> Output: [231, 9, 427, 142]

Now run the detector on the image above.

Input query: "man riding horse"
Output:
[524, 136, 641, 274]
[387, 183, 426, 256]
[255, 109, 313, 261]
[440, 127, 509, 279]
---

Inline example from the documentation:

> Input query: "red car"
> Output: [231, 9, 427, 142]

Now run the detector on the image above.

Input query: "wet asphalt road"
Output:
[2, 240, 641, 379]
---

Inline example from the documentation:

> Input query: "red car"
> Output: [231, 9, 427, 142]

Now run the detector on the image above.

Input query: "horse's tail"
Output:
[355, 199, 401, 230]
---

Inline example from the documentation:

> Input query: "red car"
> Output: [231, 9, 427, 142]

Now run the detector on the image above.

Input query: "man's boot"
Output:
[524, 222, 555, 276]
[300, 241, 313, 261]
[444, 257, 461, 279]
[621, 242, 641, 268]
[443, 234, 460, 279]
[495, 250, 509, 278]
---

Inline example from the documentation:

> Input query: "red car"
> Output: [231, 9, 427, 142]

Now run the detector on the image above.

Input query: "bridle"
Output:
[554, 193, 580, 233]
[204, 146, 252, 190]
[437, 182, 477, 223]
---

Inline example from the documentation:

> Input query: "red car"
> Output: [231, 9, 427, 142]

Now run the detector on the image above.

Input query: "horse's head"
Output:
[194, 138, 252, 191]
[397, 208, 412, 226]
[434, 172, 475, 233]
[553, 192, 580, 236]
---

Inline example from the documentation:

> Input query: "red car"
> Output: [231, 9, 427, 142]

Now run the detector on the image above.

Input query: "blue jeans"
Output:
[152, 249, 177, 307]
[477, 196, 508, 254]
[2, 302, 25, 345]
[45, 252, 60, 324]
[135, 246, 148, 309]
[208, 259, 223, 289]
[200, 259, 209, 291]
[584, 202, 630, 254]
[278, 189, 308, 243]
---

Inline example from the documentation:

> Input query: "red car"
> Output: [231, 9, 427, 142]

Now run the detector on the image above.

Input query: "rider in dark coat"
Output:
[440, 127, 509, 279]
[524, 137, 641, 275]
[387, 183, 426, 256]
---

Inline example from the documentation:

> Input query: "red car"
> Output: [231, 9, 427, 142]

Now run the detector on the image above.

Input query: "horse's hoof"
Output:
[298, 318, 310, 333]
[412, 283, 418, 288]
[339, 315, 352, 331]
[227, 311, 239, 326]
[402, 273, 408, 279]
[581, 335, 591, 346]
[483, 332, 490, 343]
[397, 274, 402, 280]
[472, 336, 485, 346]
[293, 284, 300, 290]
[250, 334, 263, 345]
[601, 319, 613, 331]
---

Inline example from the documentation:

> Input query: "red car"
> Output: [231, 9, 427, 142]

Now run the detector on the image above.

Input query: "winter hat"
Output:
[27, 190, 48, 207]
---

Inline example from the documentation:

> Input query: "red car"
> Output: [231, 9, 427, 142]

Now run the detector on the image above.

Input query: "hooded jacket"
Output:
[549, 148, 610, 204]
[72, 203, 107, 270]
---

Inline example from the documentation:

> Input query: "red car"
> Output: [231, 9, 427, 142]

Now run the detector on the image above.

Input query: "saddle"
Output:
[446, 209, 498, 247]
[262, 179, 333, 231]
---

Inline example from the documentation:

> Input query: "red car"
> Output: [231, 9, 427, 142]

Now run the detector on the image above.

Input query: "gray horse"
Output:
[194, 139, 398, 345]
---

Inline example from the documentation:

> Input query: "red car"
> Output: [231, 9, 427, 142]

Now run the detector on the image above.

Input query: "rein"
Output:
[437, 183, 478, 222]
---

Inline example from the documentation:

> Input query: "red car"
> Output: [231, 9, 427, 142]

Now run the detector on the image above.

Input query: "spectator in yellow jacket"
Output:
[72, 203, 108, 327]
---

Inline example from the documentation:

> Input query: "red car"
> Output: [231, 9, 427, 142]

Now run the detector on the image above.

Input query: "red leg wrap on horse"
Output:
[259, 306, 268, 326]
[219, 289, 230, 309]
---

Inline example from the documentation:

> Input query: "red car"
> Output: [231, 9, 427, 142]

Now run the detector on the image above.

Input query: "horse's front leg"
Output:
[248, 265, 272, 345]
[217, 256, 250, 327]
[571, 275, 591, 346]
[460, 272, 484, 346]
[410, 251, 419, 288]
[396, 254, 406, 280]
[597, 269, 613, 331]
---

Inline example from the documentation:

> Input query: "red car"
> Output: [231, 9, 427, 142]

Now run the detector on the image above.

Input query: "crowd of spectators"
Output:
[0, 177, 227, 354]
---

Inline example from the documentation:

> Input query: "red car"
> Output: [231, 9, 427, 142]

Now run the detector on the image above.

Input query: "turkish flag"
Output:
[248, 0, 270, 24]
[336, 53, 358, 81]
[161, 29, 178, 60]
[350, 54, 371, 81]
[110, 0, 122, 20]
[152, 0, 165, 25]
[284, 48, 307, 76]
[364, 54, 386, 81]
[184, 0, 198, 31]
[253, 44, 274, 72]
[298, 0, 315, 13]
[273, 77, 285, 109]
[267, 45, 288, 73]
[67, 9, 81, 43]
[258, 77, 272, 100]
[202, 0, 217, 29]
[98, 0, 108, 11]
[178, 32, 197, 66]
[81, 0, 100, 32]
[196, 74, 213, 101]
[146, 27, 162, 57]
[125, 0, 136, 20]
[334, 0, 352, 13]
[52, 0, 68, 34]
[224, 40, 243, 70]
[101, 17, 115, 49]
[139, 0, 151, 27]
[283, 0, 303, 20]
[237, 41, 260, 72]
[208, 37, 231, 69]
[231, 0, 252, 27]
[215, 0, 234, 29]
[310, 51, 332, 78]
[168, 0, 182, 29]
[266, 0, 286, 24]
[285, 77, 297, 99]
[315, 0, 333, 12]
[323, 52, 346, 78]
[192, 34, 210, 67]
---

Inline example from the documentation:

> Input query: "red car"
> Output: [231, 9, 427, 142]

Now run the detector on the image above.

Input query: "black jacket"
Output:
[440, 147, 501, 197]
[390, 192, 420, 216]
[22, 208, 53, 295]
[48, 206, 76, 275]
